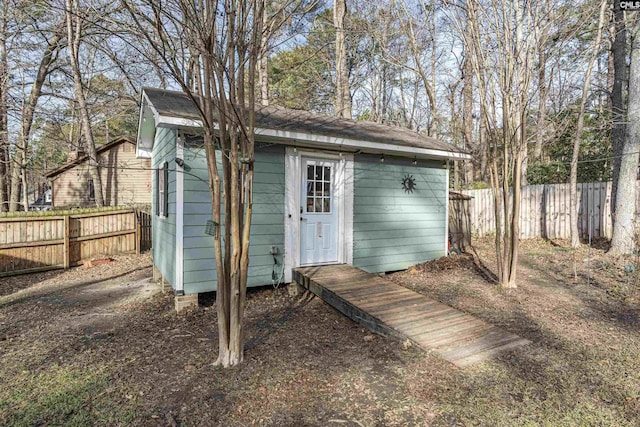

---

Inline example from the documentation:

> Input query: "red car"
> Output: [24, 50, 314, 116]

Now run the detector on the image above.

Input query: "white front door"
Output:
[300, 158, 339, 265]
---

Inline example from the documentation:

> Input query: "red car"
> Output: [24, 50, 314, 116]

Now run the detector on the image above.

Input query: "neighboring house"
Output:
[46, 136, 152, 209]
[136, 87, 470, 306]
[30, 188, 52, 211]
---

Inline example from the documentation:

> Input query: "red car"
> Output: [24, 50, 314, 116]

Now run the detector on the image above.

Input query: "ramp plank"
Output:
[293, 265, 530, 367]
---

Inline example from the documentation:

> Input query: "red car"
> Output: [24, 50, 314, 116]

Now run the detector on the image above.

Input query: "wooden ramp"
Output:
[293, 264, 530, 367]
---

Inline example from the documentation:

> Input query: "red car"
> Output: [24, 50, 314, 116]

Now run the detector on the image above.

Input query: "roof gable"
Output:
[46, 136, 135, 179]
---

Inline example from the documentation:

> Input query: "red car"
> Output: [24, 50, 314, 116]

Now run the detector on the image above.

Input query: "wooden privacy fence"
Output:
[449, 191, 472, 251]
[135, 208, 152, 253]
[463, 181, 640, 240]
[0, 208, 152, 277]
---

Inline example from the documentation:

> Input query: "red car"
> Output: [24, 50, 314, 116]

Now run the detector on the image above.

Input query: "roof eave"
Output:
[154, 115, 470, 161]
[253, 127, 471, 161]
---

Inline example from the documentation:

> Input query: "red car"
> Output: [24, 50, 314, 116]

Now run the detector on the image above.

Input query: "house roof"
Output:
[137, 87, 471, 161]
[46, 136, 135, 179]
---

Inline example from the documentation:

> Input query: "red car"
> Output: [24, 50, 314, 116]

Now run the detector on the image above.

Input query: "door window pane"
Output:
[305, 162, 332, 214]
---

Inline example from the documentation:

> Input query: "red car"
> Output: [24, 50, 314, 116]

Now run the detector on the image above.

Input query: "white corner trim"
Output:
[176, 132, 185, 293]
[343, 154, 354, 265]
[445, 160, 450, 256]
[284, 147, 299, 283]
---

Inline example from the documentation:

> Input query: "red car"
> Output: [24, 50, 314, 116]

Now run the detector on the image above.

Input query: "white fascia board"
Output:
[137, 146, 153, 159]
[136, 92, 158, 159]
[155, 114, 471, 161]
[157, 114, 203, 129]
[135, 95, 147, 150]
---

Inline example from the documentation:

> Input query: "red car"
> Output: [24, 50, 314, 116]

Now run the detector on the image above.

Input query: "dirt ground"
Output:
[1, 240, 639, 426]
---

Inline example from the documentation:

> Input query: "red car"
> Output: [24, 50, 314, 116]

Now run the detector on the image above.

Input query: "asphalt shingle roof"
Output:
[143, 87, 467, 155]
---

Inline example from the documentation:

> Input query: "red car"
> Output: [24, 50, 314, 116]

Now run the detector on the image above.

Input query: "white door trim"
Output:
[445, 160, 450, 254]
[175, 131, 184, 293]
[299, 157, 339, 266]
[284, 147, 353, 283]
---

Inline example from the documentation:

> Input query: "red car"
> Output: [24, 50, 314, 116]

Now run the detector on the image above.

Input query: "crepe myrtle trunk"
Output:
[120, 0, 263, 367]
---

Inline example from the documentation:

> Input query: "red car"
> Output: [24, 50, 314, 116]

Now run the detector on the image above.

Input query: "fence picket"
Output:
[463, 180, 639, 240]
[0, 208, 152, 277]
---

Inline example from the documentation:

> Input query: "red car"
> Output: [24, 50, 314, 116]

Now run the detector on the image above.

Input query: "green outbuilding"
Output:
[136, 87, 470, 309]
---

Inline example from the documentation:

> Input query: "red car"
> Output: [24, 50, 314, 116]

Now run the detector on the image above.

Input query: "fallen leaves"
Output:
[4, 240, 640, 425]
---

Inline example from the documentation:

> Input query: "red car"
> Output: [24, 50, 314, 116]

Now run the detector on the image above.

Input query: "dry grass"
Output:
[1, 240, 639, 426]
[392, 238, 640, 426]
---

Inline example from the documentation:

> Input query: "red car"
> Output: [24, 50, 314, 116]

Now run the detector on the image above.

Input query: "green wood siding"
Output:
[152, 128, 177, 287]
[181, 144, 285, 293]
[352, 155, 447, 273]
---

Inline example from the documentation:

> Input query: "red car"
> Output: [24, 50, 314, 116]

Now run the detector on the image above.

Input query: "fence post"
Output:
[63, 215, 70, 269]
[135, 208, 141, 255]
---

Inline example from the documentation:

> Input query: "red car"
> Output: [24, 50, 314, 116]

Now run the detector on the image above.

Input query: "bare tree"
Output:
[8, 20, 63, 211]
[446, 79, 462, 189]
[532, 3, 550, 161]
[66, 0, 104, 207]
[392, 0, 439, 137]
[122, 0, 264, 367]
[258, 0, 270, 105]
[448, 0, 537, 288]
[461, 0, 475, 183]
[569, 0, 607, 248]
[257, 0, 317, 106]
[610, 0, 627, 220]
[0, 0, 9, 211]
[334, 0, 351, 118]
[610, 16, 640, 256]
